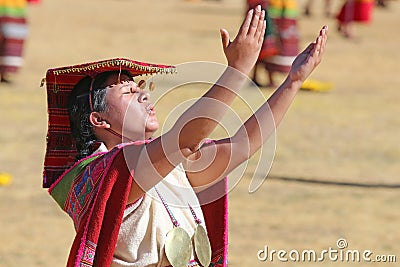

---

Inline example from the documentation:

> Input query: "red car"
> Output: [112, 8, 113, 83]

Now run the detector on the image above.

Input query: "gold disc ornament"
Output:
[193, 225, 211, 267]
[149, 81, 155, 91]
[138, 79, 146, 90]
[165, 227, 192, 267]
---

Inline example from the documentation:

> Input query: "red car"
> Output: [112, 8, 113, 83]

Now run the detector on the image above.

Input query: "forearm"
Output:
[233, 77, 301, 157]
[186, 26, 328, 188]
[267, 77, 302, 128]
[171, 5, 265, 153]
[130, 5, 267, 194]
[172, 66, 247, 152]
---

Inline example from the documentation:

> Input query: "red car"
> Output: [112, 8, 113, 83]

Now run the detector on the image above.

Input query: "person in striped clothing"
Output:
[0, 0, 31, 83]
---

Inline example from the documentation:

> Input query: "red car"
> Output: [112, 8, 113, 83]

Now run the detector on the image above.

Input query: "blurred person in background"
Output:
[376, 0, 388, 7]
[0, 0, 38, 84]
[247, 0, 300, 87]
[336, 0, 374, 39]
[303, 0, 333, 17]
[246, 0, 278, 87]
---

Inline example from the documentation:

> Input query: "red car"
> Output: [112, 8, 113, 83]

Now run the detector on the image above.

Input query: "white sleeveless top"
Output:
[111, 163, 206, 267]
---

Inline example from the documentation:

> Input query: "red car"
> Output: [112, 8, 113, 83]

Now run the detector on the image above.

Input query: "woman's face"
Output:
[100, 73, 159, 140]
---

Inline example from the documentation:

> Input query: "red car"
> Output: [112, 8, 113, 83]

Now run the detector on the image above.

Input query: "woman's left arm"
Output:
[185, 26, 328, 189]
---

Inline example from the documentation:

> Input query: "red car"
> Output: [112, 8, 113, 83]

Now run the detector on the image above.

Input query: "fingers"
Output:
[303, 42, 316, 55]
[248, 6, 264, 37]
[308, 25, 328, 64]
[303, 26, 327, 57]
[238, 5, 264, 38]
[220, 28, 230, 50]
[238, 8, 254, 37]
[319, 25, 328, 56]
[258, 20, 266, 44]
[313, 36, 322, 62]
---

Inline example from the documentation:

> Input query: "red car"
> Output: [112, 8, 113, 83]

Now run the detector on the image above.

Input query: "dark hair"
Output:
[68, 70, 133, 160]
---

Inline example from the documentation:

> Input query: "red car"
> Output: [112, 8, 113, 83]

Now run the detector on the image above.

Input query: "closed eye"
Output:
[122, 90, 135, 95]
[121, 84, 139, 95]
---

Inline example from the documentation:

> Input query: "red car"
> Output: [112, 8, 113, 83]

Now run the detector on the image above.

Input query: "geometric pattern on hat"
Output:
[42, 58, 176, 188]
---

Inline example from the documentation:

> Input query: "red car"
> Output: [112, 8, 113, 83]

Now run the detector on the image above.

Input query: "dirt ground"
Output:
[0, 0, 399, 266]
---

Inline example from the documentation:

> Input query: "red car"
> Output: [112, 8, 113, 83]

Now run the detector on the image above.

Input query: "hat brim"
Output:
[43, 58, 176, 188]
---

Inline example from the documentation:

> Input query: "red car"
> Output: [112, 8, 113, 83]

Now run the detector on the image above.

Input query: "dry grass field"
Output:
[0, 0, 399, 266]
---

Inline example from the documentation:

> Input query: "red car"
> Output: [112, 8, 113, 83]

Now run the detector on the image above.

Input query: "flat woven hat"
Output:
[42, 58, 176, 188]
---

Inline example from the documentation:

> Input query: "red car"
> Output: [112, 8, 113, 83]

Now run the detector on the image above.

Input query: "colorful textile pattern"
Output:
[50, 144, 133, 267]
[210, 255, 225, 267]
[42, 58, 176, 188]
[264, 0, 299, 73]
[197, 174, 229, 267]
[63, 155, 107, 229]
[49, 142, 229, 267]
[0, 0, 28, 74]
[80, 240, 96, 267]
[49, 154, 100, 212]
[246, 0, 279, 60]
[336, 0, 374, 23]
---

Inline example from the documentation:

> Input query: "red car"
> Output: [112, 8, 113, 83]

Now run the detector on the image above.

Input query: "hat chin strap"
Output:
[105, 128, 134, 143]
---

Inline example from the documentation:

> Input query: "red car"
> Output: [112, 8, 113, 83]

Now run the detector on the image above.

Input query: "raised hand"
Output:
[220, 5, 266, 75]
[289, 26, 328, 85]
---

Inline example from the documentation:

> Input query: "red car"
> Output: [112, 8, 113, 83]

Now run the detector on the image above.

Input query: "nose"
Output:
[138, 90, 150, 103]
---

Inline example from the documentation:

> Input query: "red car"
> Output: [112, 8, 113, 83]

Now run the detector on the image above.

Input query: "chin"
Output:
[146, 117, 159, 131]
[147, 124, 159, 133]
[145, 122, 159, 133]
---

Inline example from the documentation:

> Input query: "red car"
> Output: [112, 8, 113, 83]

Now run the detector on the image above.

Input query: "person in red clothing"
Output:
[336, 0, 374, 38]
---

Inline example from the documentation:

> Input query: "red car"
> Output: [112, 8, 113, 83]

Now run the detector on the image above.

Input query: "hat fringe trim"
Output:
[49, 58, 176, 76]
